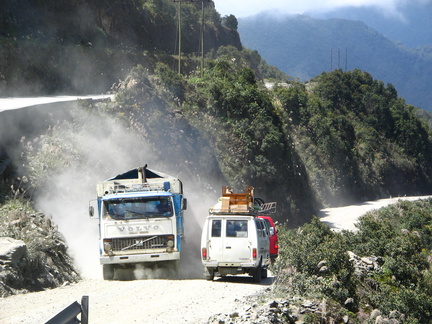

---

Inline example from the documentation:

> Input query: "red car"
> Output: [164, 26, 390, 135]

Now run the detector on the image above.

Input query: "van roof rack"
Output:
[209, 186, 277, 215]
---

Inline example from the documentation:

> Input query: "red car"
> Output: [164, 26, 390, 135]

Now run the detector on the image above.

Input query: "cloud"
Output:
[214, 0, 430, 19]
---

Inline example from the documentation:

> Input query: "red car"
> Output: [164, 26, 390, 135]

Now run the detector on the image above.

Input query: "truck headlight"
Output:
[166, 240, 174, 252]
[104, 242, 114, 256]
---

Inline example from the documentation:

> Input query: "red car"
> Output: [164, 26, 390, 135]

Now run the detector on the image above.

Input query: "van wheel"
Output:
[252, 266, 262, 283]
[261, 268, 268, 279]
[205, 268, 215, 281]
[103, 264, 115, 280]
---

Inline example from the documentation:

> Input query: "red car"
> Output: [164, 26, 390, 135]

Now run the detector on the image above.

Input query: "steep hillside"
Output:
[1, 0, 432, 228]
[6, 59, 432, 227]
[238, 13, 432, 111]
[0, 0, 241, 95]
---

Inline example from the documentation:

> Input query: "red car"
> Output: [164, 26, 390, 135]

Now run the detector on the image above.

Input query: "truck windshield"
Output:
[103, 197, 173, 220]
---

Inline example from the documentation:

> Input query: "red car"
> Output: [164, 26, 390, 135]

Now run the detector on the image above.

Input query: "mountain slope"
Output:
[0, 0, 241, 95]
[308, 2, 432, 48]
[238, 13, 432, 111]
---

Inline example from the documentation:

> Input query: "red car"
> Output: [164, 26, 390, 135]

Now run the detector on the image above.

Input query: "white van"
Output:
[201, 214, 270, 282]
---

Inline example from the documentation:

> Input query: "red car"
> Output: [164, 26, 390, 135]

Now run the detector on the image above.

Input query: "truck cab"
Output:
[200, 186, 276, 282]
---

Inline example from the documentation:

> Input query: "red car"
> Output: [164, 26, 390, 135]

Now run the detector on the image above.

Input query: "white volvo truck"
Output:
[89, 165, 187, 280]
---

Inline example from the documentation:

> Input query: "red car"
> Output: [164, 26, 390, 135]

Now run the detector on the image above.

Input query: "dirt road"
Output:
[319, 195, 432, 231]
[0, 94, 113, 112]
[0, 275, 272, 324]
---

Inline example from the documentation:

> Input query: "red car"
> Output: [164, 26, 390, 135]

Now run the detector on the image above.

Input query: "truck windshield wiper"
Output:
[121, 236, 158, 251]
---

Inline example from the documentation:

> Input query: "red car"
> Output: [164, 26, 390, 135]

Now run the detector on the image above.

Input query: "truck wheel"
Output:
[103, 264, 115, 280]
[205, 268, 215, 281]
[261, 268, 268, 279]
[252, 266, 262, 283]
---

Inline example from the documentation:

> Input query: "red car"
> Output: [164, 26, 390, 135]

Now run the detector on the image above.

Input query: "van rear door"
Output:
[207, 218, 251, 263]
[206, 218, 224, 262]
[223, 219, 251, 262]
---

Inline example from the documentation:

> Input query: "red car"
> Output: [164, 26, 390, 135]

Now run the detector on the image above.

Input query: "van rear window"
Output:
[211, 220, 221, 237]
[226, 220, 248, 238]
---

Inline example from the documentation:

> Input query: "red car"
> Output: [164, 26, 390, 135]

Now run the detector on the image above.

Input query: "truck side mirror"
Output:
[89, 200, 98, 219]
[182, 198, 187, 210]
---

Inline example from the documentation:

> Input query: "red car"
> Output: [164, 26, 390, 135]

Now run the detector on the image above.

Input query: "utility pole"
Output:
[199, 1, 211, 77]
[200, 0, 205, 77]
[345, 49, 348, 72]
[173, 0, 184, 74]
[178, 0, 182, 74]
[173, 0, 207, 76]
[173, 0, 196, 75]
[330, 48, 333, 71]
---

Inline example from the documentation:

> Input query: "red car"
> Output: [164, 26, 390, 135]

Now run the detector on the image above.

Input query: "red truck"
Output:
[258, 215, 278, 264]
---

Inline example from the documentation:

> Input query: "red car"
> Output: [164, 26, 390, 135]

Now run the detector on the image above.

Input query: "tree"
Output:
[222, 14, 238, 30]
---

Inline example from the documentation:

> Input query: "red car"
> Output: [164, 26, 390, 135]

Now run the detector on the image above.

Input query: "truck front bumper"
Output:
[100, 251, 180, 265]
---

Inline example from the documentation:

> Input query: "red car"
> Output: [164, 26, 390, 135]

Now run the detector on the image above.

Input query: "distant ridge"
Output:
[238, 13, 432, 111]
[307, 3, 432, 48]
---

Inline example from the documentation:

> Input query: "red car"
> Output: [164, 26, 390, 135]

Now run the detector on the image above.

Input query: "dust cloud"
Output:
[17, 101, 221, 280]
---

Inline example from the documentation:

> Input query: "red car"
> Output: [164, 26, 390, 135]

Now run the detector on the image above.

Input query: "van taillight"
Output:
[275, 241, 279, 249]
[202, 248, 207, 259]
[252, 248, 257, 260]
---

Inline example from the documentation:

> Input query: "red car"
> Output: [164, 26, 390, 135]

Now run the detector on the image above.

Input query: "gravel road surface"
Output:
[0, 276, 272, 324]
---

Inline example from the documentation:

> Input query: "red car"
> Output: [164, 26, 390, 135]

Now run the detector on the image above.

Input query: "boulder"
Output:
[0, 237, 27, 265]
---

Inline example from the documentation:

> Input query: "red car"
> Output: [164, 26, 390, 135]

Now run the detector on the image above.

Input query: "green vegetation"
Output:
[9, 59, 432, 225]
[136, 63, 432, 222]
[277, 69, 432, 207]
[272, 199, 432, 322]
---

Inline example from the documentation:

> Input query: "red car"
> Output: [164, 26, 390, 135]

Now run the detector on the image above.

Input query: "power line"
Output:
[330, 48, 348, 72]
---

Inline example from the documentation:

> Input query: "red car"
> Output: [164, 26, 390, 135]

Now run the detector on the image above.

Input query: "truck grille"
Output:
[110, 235, 170, 251]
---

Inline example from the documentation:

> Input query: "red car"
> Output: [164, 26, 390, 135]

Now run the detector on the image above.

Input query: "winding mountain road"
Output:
[0, 94, 114, 112]
[319, 195, 432, 231]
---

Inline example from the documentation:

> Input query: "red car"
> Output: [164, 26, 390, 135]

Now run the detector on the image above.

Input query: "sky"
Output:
[213, 0, 431, 18]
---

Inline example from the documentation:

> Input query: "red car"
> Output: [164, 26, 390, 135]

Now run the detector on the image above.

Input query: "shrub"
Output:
[273, 217, 356, 305]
